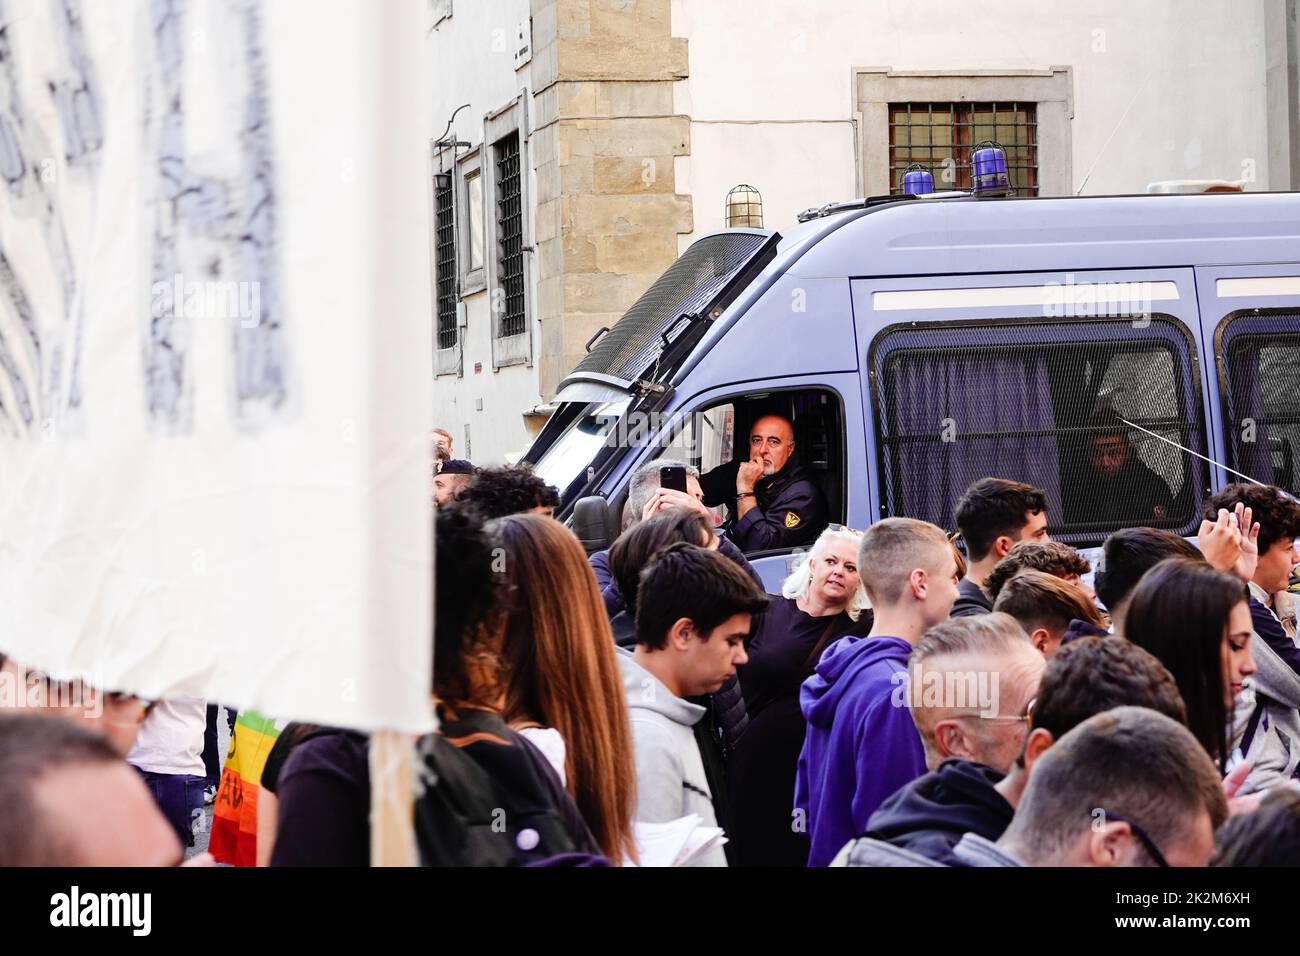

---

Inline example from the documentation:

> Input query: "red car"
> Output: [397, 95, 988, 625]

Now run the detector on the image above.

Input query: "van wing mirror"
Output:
[571, 495, 614, 555]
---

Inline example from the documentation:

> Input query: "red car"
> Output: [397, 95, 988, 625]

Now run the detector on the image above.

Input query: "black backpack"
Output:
[414, 707, 605, 866]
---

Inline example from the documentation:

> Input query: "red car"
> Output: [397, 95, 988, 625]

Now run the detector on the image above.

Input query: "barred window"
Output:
[493, 131, 525, 338]
[869, 317, 1209, 546]
[889, 103, 1038, 195]
[1219, 312, 1300, 497]
[434, 172, 457, 351]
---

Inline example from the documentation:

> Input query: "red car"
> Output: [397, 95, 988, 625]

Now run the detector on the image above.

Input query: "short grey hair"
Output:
[907, 613, 1038, 768]
[627, 458, 700, 524]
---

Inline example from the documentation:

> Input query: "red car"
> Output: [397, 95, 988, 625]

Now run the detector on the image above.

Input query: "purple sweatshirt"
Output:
[794, 635, 927, 867]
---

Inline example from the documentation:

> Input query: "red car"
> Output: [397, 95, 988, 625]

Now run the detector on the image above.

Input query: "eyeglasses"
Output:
[826, 523, 865, 536]
[951, 696, 1037, 723]
[1099, 810, 1170, 868]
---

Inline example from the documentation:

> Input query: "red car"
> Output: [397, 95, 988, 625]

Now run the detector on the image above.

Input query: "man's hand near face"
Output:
[735, 457, 764, 521]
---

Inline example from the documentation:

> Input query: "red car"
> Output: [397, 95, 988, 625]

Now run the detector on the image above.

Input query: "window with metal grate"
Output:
[434, 173, 457, 351]
[888, 103, 1038, 195]
[869, 317, 1209, 545]
[571, 232, 769, 384]
[494, 131, 525, 338]
[1219, 312, 1300, 496]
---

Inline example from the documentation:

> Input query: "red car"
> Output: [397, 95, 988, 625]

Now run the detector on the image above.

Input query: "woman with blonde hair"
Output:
[488, 513, 639, 864]
[728, 525, 874, 866]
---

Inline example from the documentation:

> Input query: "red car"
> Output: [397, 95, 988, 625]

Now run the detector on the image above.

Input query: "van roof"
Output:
[780, 190, 1300, 279]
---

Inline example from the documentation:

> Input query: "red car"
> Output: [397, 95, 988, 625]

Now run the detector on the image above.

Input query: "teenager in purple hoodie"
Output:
[794, 518, 960, 866]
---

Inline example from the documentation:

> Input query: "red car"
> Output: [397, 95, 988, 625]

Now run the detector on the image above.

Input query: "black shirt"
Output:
[260, 722, 321, 796]
[950, 577, 993, 618]
[1066, 457, 1176, 527]
[271, 729, 370, 866]
[727, 596, 873, 867]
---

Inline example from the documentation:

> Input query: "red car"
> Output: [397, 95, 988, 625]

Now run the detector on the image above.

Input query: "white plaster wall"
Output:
[674, 0, 1271, 245]
[430, 0, 541, 465]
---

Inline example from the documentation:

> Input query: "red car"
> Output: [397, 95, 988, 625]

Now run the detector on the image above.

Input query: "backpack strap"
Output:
[1240, 699, 1267, 759]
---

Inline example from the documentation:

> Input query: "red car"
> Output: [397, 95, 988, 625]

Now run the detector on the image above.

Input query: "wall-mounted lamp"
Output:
[725, 184, 763, 228]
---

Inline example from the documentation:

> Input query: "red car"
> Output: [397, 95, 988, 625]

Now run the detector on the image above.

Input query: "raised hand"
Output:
[1233, 503, 1260, 584]
[736, 457, 765, 493]
[1198, 508, 1242, 572]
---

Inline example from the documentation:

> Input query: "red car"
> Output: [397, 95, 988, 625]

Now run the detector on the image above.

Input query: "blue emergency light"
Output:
[971, 141, 1012, 197]
[902, 165, 934, 195]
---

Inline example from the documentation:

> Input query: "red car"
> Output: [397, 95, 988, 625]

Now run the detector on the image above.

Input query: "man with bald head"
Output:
[700, 412, 827, 552]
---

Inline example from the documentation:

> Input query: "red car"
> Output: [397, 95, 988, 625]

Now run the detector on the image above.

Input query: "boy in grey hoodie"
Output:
[620, 542, 769, 867]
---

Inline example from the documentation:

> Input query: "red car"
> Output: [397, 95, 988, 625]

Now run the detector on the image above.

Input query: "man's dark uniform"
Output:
[1067, 455, 1176, 527]
[699, 451, 827, 552]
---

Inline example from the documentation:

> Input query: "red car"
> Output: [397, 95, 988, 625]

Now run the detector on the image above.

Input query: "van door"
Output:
[1194, 264, 1300, 498]
[851, 268, 1211, 548]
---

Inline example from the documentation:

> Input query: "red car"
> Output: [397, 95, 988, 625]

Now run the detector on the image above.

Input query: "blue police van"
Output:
[522, 184, 1300, 590]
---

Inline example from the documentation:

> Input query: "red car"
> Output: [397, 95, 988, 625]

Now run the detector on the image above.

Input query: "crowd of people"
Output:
[3, 424, 1300, 868]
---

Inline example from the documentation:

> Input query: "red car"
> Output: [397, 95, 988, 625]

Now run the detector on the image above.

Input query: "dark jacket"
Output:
[863, 758, 1014, 865]
[950, 577, 992, 618]
[1066, 456, 1176, 527]
[708, 674, 748, 753]
[591, 534, 761, 619]
[699, 452, 827, 552]
[1059, 617, 1111, 647]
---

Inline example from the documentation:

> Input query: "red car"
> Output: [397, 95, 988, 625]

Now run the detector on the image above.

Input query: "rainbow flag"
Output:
[209, 711, 282, 867]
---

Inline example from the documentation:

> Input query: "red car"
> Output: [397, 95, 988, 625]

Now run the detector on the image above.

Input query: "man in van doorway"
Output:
[700, 412, 827, 552]
[1069, 408, 1175, 528]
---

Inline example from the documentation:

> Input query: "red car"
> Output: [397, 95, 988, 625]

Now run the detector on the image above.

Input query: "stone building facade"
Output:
[430, 0, 1299, 464]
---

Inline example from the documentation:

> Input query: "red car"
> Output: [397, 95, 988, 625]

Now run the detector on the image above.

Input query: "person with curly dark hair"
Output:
[1204, 482, 1300, 650]
[984, 540, 1093, 602]
[431, 504, 507, 706]
[433, 459, 476, 507]
[454, 464, 560, 519]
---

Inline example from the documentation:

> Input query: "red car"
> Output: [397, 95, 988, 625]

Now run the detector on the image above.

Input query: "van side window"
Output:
[641, 390, 843, 555]
[1217, 312, 1300, 497]
[869, 317, 1210, 545]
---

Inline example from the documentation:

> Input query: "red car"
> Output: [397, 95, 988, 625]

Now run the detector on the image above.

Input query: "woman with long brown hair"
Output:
[487, 513, 639, 864]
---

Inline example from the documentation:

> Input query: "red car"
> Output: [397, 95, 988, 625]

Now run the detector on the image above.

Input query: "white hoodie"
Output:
[617, 648, 727, 867]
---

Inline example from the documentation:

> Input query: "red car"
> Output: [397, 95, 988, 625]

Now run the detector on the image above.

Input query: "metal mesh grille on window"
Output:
[434, 177, 457, 351]
[1221, 315, 1300, 497]
[494, 132, 525, 339]
[870, 318, 1209, 544]
[888, 103, 1038, 196]
[571, 232, 769, 382]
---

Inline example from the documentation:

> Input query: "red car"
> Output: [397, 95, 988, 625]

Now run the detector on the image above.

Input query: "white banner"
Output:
[0, 0, 434, 733]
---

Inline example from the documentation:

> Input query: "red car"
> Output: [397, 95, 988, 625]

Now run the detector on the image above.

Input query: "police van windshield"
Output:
[532, 398, 631, 495]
